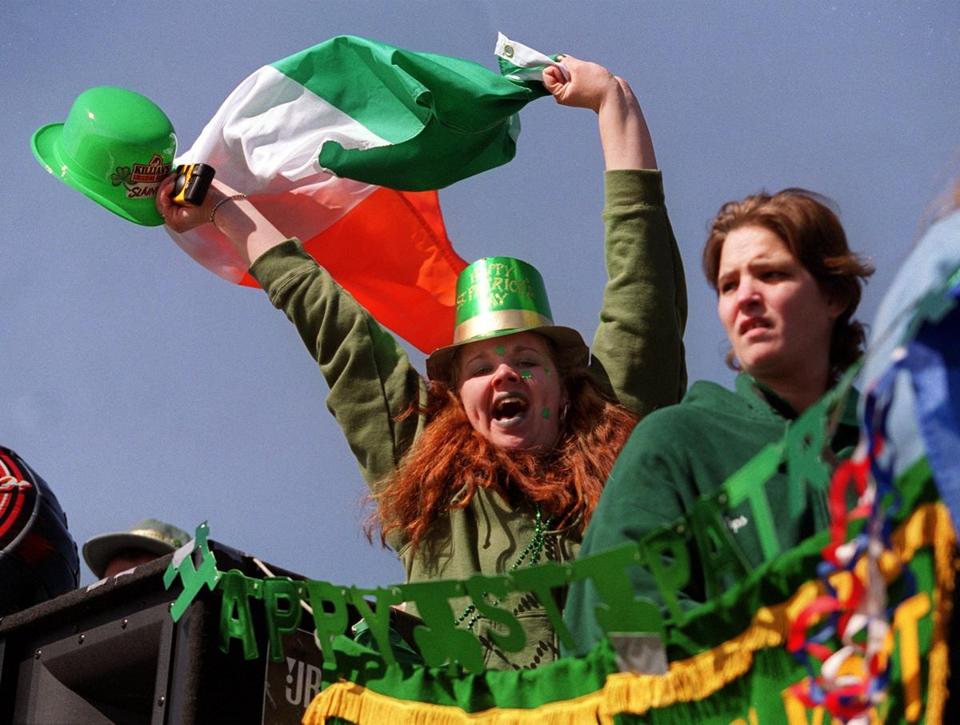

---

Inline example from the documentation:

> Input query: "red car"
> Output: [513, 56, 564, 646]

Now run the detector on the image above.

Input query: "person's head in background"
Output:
[83, 519, 189, 579]
[702, 189, 874, 413]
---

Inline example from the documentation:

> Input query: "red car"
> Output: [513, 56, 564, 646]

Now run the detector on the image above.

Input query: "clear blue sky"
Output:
[2, 1, 958, 587]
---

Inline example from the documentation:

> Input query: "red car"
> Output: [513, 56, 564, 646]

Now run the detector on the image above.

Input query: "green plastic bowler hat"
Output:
[426, 256, 588, 382]
[31, 86, 176, 226]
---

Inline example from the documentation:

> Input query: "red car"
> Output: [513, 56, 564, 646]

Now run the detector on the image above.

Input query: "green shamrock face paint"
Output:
[542, 407, 551, 419]
[495, 345, 506, 356]
[520, 371, 532, 380]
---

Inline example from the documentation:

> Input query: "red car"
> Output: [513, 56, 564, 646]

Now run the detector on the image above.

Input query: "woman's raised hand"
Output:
[542, 55, 622, 113]
[543, 54, 656, 170]
[156, 175, 240, 233]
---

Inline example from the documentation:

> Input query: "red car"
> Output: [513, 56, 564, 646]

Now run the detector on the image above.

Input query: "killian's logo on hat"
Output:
[111, 154, 170, 199]
[131, 154, 170, 183]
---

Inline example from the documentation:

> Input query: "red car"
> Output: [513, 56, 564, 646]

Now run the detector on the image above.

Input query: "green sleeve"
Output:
[249, 240, 425, 490]
[589, 170, 687, 417]
[562, 415, 693, 656]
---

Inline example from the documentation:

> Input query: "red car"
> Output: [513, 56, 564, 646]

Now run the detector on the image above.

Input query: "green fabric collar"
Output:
[734, 373, 860, 429]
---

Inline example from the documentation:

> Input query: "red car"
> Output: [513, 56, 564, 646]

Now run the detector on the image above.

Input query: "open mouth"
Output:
[491, 392, 530, 426]
[739, 317, 770, 336]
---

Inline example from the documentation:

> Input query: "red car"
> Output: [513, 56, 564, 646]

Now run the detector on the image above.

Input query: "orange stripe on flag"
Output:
[239, 188, 465, 354]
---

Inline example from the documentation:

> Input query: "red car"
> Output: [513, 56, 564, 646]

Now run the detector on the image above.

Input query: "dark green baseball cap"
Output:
[426, 256, 588, 382]
[31, 86, 176, 226]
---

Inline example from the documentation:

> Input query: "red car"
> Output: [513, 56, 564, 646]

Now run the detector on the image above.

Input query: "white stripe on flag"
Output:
[170, 65, 398, 282]
[180, 65, 393, 186]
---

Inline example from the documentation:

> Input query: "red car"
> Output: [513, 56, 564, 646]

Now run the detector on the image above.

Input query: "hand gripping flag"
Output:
[169, 35, 551, 353]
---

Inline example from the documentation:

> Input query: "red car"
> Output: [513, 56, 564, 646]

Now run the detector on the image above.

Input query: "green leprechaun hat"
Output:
[31, 86, 176, 227]
[426, 256, 589, 382]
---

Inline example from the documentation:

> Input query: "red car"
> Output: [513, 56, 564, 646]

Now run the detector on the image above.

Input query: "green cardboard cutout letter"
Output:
[403, 580, 485, 673]
[785, 401, 832, 517]
[509, 562, 575, 651]
[724, 443, 784, 562]
[463, 574, 526, 652]
[219, 570, 262, 660]
[304, 580, 349, 661]
[639, 529, 690, 623]
[162, 521, 220, 622]
[348, 587, 404, 667]
[574, 544, 665, 637]
[263, 578, 302, 662]
[688, 497, 752, 598]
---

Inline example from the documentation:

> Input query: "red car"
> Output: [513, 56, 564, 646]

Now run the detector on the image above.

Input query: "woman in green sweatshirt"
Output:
[157, 56, 687, 670]
[565, 188, 874, 656]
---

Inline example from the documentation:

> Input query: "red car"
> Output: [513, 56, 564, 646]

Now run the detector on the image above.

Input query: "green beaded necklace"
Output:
[455, 507, 553, 629]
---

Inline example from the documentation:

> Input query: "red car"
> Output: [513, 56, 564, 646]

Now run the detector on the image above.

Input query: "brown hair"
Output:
[370, 364, 637, 550]
[702, 189, 874, 379]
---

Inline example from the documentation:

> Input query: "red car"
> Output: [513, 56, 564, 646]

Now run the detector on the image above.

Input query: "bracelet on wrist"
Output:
[209, 194, 248, 228]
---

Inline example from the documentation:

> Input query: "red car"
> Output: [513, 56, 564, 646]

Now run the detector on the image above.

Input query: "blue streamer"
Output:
[903, 285, 960, 535]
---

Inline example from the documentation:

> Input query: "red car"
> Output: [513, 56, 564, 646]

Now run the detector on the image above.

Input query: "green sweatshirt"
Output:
[563, 373, 860, 657]
[249, 170, 687, 669]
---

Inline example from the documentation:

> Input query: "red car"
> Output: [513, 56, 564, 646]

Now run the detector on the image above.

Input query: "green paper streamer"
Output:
[463, 574, 526, 652]
[638, 528, 691, 623]
[785, 401, 832, 518]
[688, 497, 753, 599]
[162, 521, 220, 622]
[304, 580, 349, 661]
[724, 443, 784, 562]
[509, 562, 575, 651]
[575, 544, 665, 638]
[403, 580, 485, 672]
[219, 570, 262, 660]
[294, 460, 947, 722]
[349, 586, 404, 667]
[263, 578, 303, 662]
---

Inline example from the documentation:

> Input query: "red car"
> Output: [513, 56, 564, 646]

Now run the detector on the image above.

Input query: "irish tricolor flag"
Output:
[170, 35, 550, 353]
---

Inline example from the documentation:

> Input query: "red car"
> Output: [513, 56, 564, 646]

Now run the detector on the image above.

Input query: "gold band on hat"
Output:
[128, 528, 175, 544]
[453, 309, 554, 344]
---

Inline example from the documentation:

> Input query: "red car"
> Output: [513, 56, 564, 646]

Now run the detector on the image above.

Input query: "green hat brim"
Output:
[426, 324, 589, 383]
[31, 123, 165, 227]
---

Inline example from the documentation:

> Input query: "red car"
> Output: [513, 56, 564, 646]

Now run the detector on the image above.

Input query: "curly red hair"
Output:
[371, 368, 637, 549]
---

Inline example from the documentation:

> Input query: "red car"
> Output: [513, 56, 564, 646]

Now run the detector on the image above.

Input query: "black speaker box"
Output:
[0, 541, 331, 725]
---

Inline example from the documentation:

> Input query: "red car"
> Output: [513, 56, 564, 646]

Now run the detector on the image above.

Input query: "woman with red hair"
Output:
[159, 56, 687, 669]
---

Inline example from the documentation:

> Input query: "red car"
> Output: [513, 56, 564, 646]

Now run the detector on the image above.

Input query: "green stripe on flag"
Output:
[271, 35, 549, 190]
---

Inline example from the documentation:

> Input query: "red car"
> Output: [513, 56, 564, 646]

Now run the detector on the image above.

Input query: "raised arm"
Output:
[544, 57, 687, 416]
[543, 56, 656, 171]
[157, 176, 286, 266]
[157, 178, 424, 488]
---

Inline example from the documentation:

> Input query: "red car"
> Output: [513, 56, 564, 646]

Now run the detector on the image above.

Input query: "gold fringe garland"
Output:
[922, 501, 956, 725]
[302, 683, 620, 725]
[304, 503, 956, 725]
